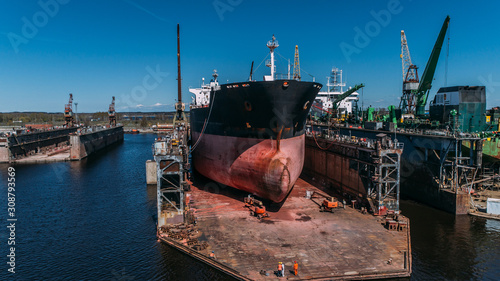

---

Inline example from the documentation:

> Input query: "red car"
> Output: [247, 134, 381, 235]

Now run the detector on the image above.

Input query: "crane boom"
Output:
[401, 30, 412, 81]
[249, 61, 254, 81]
[312, 104, 333, 115]
[400, 30, 420, 115]
[332, 84, 364, 110]
[415, 15, 450, 116]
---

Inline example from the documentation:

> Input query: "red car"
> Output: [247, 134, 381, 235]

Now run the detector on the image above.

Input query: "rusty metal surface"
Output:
[191, 133, 305, 202]
[159, 160, 180, 172]
[303, 134, 402, 214]
[161, 177, 411, 280]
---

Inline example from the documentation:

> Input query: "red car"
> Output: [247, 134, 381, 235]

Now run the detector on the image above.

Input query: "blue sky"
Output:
[0, 0, 499, 112]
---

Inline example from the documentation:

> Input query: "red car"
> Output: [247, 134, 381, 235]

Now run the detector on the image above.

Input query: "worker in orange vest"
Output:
[209, 251, 215, 259]
[277, 262, 283, 277]
[293, 261, 298, 276]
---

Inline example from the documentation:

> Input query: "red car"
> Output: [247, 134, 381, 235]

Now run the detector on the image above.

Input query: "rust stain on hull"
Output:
[191, 133, 304, 202]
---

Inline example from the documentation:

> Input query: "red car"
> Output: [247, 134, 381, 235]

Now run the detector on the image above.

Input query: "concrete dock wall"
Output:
[70, 126, 124, 160]
[146, 160, 157, 184]
[0, 146, 8, 162]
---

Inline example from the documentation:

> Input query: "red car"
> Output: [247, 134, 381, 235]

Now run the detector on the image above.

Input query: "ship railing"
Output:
[190, 104, 210, 109]
[274, 73, 317, 82]
[275, 74, 288, 80]
[394, 142, 404, 150]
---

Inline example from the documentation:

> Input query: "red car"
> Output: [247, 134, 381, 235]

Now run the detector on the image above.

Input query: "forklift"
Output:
[320, 197, 339, 213]
[244, 195, 269, 220]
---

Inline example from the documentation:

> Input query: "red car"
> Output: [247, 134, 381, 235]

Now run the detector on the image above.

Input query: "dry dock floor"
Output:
[470, 189, 500, 220]
[165, 177, 411, 280]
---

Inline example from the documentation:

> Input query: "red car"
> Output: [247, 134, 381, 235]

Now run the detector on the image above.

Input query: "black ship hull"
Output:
[190, 80, 321, 201]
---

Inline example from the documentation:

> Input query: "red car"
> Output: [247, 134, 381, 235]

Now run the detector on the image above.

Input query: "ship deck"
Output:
[159, 176, 411, 280]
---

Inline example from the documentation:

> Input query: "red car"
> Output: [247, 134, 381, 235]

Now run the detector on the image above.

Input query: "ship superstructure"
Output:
[315, 68, 359, 115]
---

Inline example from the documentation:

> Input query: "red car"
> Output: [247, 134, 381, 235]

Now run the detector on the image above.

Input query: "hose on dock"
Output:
[311, 131, 335, 150]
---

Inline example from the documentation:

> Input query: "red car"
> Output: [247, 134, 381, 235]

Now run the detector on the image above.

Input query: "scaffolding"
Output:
[154, 124, 189, 228]
[370, 134, 403, 214]
[306, 131, 402, 215]
[438, 138, 482, 193]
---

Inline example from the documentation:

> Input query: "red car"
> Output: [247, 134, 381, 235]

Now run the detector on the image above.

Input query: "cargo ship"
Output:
[189, 36, 322, 202]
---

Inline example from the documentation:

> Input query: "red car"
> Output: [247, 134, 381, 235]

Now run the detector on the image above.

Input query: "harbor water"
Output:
[0, 134, 499, 280]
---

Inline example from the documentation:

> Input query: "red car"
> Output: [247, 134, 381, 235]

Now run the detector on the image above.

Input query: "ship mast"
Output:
[266, 35, 279, 81]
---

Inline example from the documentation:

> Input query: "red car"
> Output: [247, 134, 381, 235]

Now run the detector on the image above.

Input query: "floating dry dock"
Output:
[150, 128, 411, 280]
[0, 126, 123, 163]
[156, 177, 411, 280]
[308, 123, 486, 215]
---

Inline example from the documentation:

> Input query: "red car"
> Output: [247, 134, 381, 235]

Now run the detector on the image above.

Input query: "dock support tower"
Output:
[372, 133, 403, 214]
[154, 126, 189, 227]
[155, 23, 190, 228]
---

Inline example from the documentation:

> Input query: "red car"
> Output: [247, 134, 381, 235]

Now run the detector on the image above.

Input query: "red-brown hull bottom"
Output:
[192, 133, 305, 202]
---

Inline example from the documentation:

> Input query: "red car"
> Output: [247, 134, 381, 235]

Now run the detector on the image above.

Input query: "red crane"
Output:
[64, 93, 74, 127]
[109, 96, 116, 127]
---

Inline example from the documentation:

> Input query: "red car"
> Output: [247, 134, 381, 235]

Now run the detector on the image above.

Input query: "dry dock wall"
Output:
[0, 127, 77, 162]
[335, 127, 469, 214]
[70, 126, 123, 160]
[303, 136, 374, 198]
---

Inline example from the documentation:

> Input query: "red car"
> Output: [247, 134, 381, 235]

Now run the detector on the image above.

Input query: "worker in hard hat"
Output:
[293, 261, 298, 276]
[277, 262, 283, 277]
[209, 251, 215, 259]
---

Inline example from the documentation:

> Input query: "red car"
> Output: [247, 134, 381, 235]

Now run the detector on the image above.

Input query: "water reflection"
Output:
[0, 134, 233, 280]
[401, 200, 500, 280]
[0, 135, 497, 280]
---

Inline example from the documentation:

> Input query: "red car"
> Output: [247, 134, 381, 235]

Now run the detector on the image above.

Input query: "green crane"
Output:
[414, 15, 450, 117]
[331, 83, 365, 118]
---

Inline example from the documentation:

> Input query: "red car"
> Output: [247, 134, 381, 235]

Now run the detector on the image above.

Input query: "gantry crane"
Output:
[108, 96, 116, 127]
[399, 30, 419, 115]
[293, 45, 300, 81]
[64, 93, 74, 127]
[399, 16, 450, 117]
